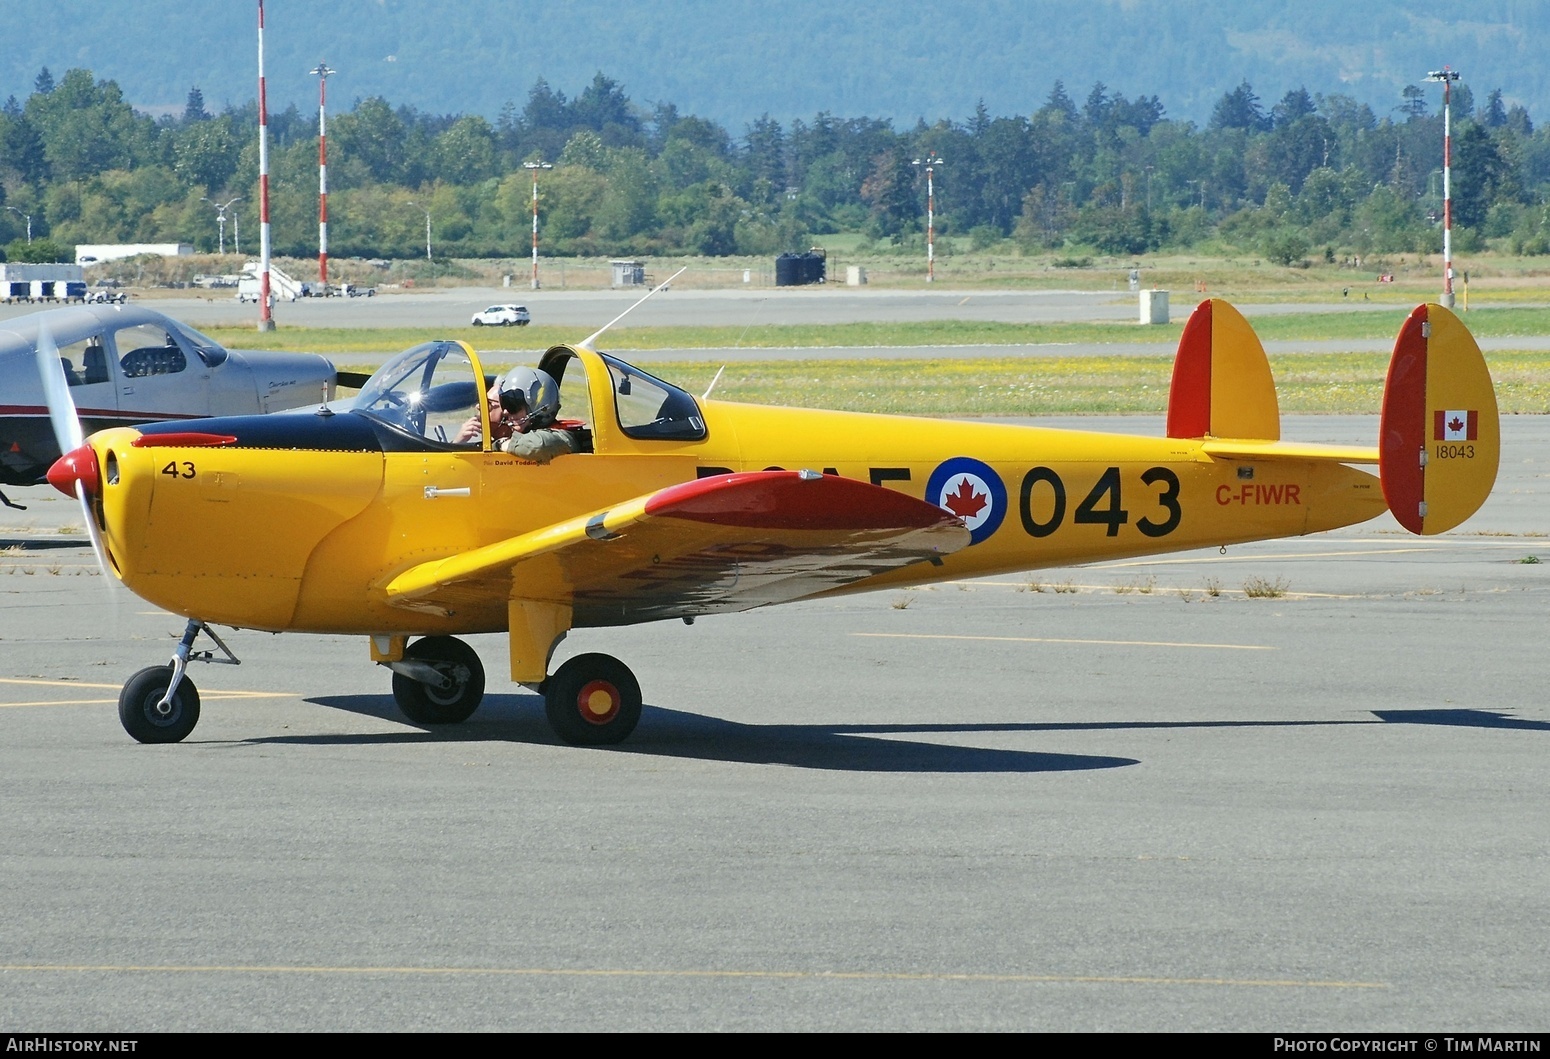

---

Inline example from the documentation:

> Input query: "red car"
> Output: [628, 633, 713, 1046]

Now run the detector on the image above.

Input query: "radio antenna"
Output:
[580, 267, 686, 349]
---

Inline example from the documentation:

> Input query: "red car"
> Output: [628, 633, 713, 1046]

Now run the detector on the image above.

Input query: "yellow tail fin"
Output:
[1379, 303, 1499, 534]
[1165, 298, 1279, 441]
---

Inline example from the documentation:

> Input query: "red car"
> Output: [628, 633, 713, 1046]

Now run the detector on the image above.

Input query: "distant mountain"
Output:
[1, 0, 1545, 129]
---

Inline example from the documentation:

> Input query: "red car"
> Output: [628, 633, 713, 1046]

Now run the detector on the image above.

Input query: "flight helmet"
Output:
[498, 366, 561, 428]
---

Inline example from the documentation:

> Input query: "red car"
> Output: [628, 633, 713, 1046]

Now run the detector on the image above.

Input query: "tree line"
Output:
[3, 66, 1550, 266]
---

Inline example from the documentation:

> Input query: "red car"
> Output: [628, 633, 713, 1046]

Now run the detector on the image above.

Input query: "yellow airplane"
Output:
[42, 296, 1498, 746]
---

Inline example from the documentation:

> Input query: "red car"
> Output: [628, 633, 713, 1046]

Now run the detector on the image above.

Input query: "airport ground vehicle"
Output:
[471, 304, 531, 326]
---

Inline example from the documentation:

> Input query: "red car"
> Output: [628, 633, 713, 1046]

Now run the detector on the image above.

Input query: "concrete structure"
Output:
[1140, 288, 1169, 324]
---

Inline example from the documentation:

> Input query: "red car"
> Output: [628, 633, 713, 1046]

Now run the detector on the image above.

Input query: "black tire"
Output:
[544, 653, 642, 746]
[392, 636, 485, 724]
[472, 319, 484, 326]
[119, 665, 201, 744]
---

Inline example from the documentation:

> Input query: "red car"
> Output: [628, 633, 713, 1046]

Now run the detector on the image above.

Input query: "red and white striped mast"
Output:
[912, 152, 944, 282]
[256, 0, 274, 330]
[523, 159, 552, 289]
[311, 63, 335, 292]
[1427, 67, 1461, 309]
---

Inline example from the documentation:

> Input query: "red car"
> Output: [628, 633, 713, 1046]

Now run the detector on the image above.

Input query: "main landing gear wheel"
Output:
[391, 635, 486, 724]
[119, 665, 201, 744]
[543, 653, 642, 746]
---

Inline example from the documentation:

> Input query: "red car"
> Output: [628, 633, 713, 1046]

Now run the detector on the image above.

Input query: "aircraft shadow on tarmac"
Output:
[1372, 708, 1550, 731]
[251, 698, 1548, 772]
[284, 694, 1139, 773]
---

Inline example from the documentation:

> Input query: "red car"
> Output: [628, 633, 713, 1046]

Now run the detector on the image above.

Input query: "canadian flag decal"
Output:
[1434, 410, 1478, 441]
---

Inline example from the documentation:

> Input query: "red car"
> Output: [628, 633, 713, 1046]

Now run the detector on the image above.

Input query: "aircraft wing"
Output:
[383, 471, 970, 624]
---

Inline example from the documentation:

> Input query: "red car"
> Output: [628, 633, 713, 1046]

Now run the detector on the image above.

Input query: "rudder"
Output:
[1379, 303, 1499, 534]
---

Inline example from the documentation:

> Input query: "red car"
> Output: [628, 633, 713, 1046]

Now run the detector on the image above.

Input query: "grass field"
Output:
[201, 306, 1550, 355]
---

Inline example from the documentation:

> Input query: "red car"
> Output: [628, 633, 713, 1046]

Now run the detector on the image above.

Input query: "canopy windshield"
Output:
[355, 341, 485, 447]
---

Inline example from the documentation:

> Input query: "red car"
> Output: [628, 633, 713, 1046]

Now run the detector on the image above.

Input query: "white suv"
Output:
[471, 304, 531, 327]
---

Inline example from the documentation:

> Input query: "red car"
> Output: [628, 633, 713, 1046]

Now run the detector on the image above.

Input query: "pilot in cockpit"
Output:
[494, 368, 578, 464]
[454, 381, 515, 445]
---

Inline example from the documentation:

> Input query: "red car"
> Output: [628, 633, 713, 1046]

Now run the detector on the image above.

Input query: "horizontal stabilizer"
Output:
[384, 471, 971, 622]
[1379, 304, 1499, 535]
[1202, 439, 1378, 464]
[1167, 299, 1280, 441]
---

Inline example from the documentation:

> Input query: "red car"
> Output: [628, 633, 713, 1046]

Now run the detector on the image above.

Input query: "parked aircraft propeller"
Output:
[33, 322, 114, 583]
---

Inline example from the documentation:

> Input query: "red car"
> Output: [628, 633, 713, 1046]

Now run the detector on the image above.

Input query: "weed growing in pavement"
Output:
[1243, 576, 1290, 598]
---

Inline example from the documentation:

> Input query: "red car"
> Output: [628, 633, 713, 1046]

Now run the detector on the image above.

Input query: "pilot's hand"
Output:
[453, 415, 481, 443]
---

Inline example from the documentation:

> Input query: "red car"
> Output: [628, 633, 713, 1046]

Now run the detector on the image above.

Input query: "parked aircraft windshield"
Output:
[355, 341, 482, 447]
[170, 322, 228, 367]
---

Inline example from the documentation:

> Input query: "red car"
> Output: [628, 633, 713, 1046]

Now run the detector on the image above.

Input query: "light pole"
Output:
[523, 159, 553, 289]
[5, 206, 31, 244]
[201, 196, 241, 254]
[310, 62, 335, 289]
[911, 152, 944, 282]
[407, 202, 431, 260]
[1427, 67, 1461, 308]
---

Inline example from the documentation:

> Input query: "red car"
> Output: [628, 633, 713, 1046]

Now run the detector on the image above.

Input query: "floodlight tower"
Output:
[912, 153, 944, 282]
[5, 206, 31, 244]
[201, 196, 242, 254]
[524, 160, 553, 289]
[255, 0, 274, 330]
[310, 62, 335, 290]
[1427, 68, 1461, 309]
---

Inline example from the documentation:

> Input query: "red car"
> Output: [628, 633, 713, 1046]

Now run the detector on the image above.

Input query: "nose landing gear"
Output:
[118, 619, 240, 743]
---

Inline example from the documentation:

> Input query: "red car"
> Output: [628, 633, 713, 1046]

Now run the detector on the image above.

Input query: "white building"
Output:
[75, 243, 194, 265]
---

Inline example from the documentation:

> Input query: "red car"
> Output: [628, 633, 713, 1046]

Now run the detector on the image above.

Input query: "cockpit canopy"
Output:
[540, 346, 707, 443]
[352, 340, 708, 453]
[355, 341, 484, 447]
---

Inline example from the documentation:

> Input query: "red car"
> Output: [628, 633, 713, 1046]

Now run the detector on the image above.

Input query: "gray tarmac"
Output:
[0, 414, 1546, 1032]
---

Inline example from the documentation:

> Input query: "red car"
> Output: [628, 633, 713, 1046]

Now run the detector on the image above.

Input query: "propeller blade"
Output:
[33, 321, 84, 454]
[74, 479, 115, 585]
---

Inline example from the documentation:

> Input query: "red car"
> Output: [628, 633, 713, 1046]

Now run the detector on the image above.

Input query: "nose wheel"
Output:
[117, 619, 239, 744]
[119, 665, 202, 743]
[543, 653, 642, 745]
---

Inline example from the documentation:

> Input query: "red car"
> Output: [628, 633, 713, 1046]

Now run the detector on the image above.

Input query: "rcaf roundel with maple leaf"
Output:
[925, 457, 1007, 545]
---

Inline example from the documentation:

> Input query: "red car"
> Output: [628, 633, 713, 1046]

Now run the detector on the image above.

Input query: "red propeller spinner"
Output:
[47, 443, 100, 498]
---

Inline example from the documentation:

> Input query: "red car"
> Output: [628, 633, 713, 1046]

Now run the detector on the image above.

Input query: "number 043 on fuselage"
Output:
[47, 298, 1499, 746]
